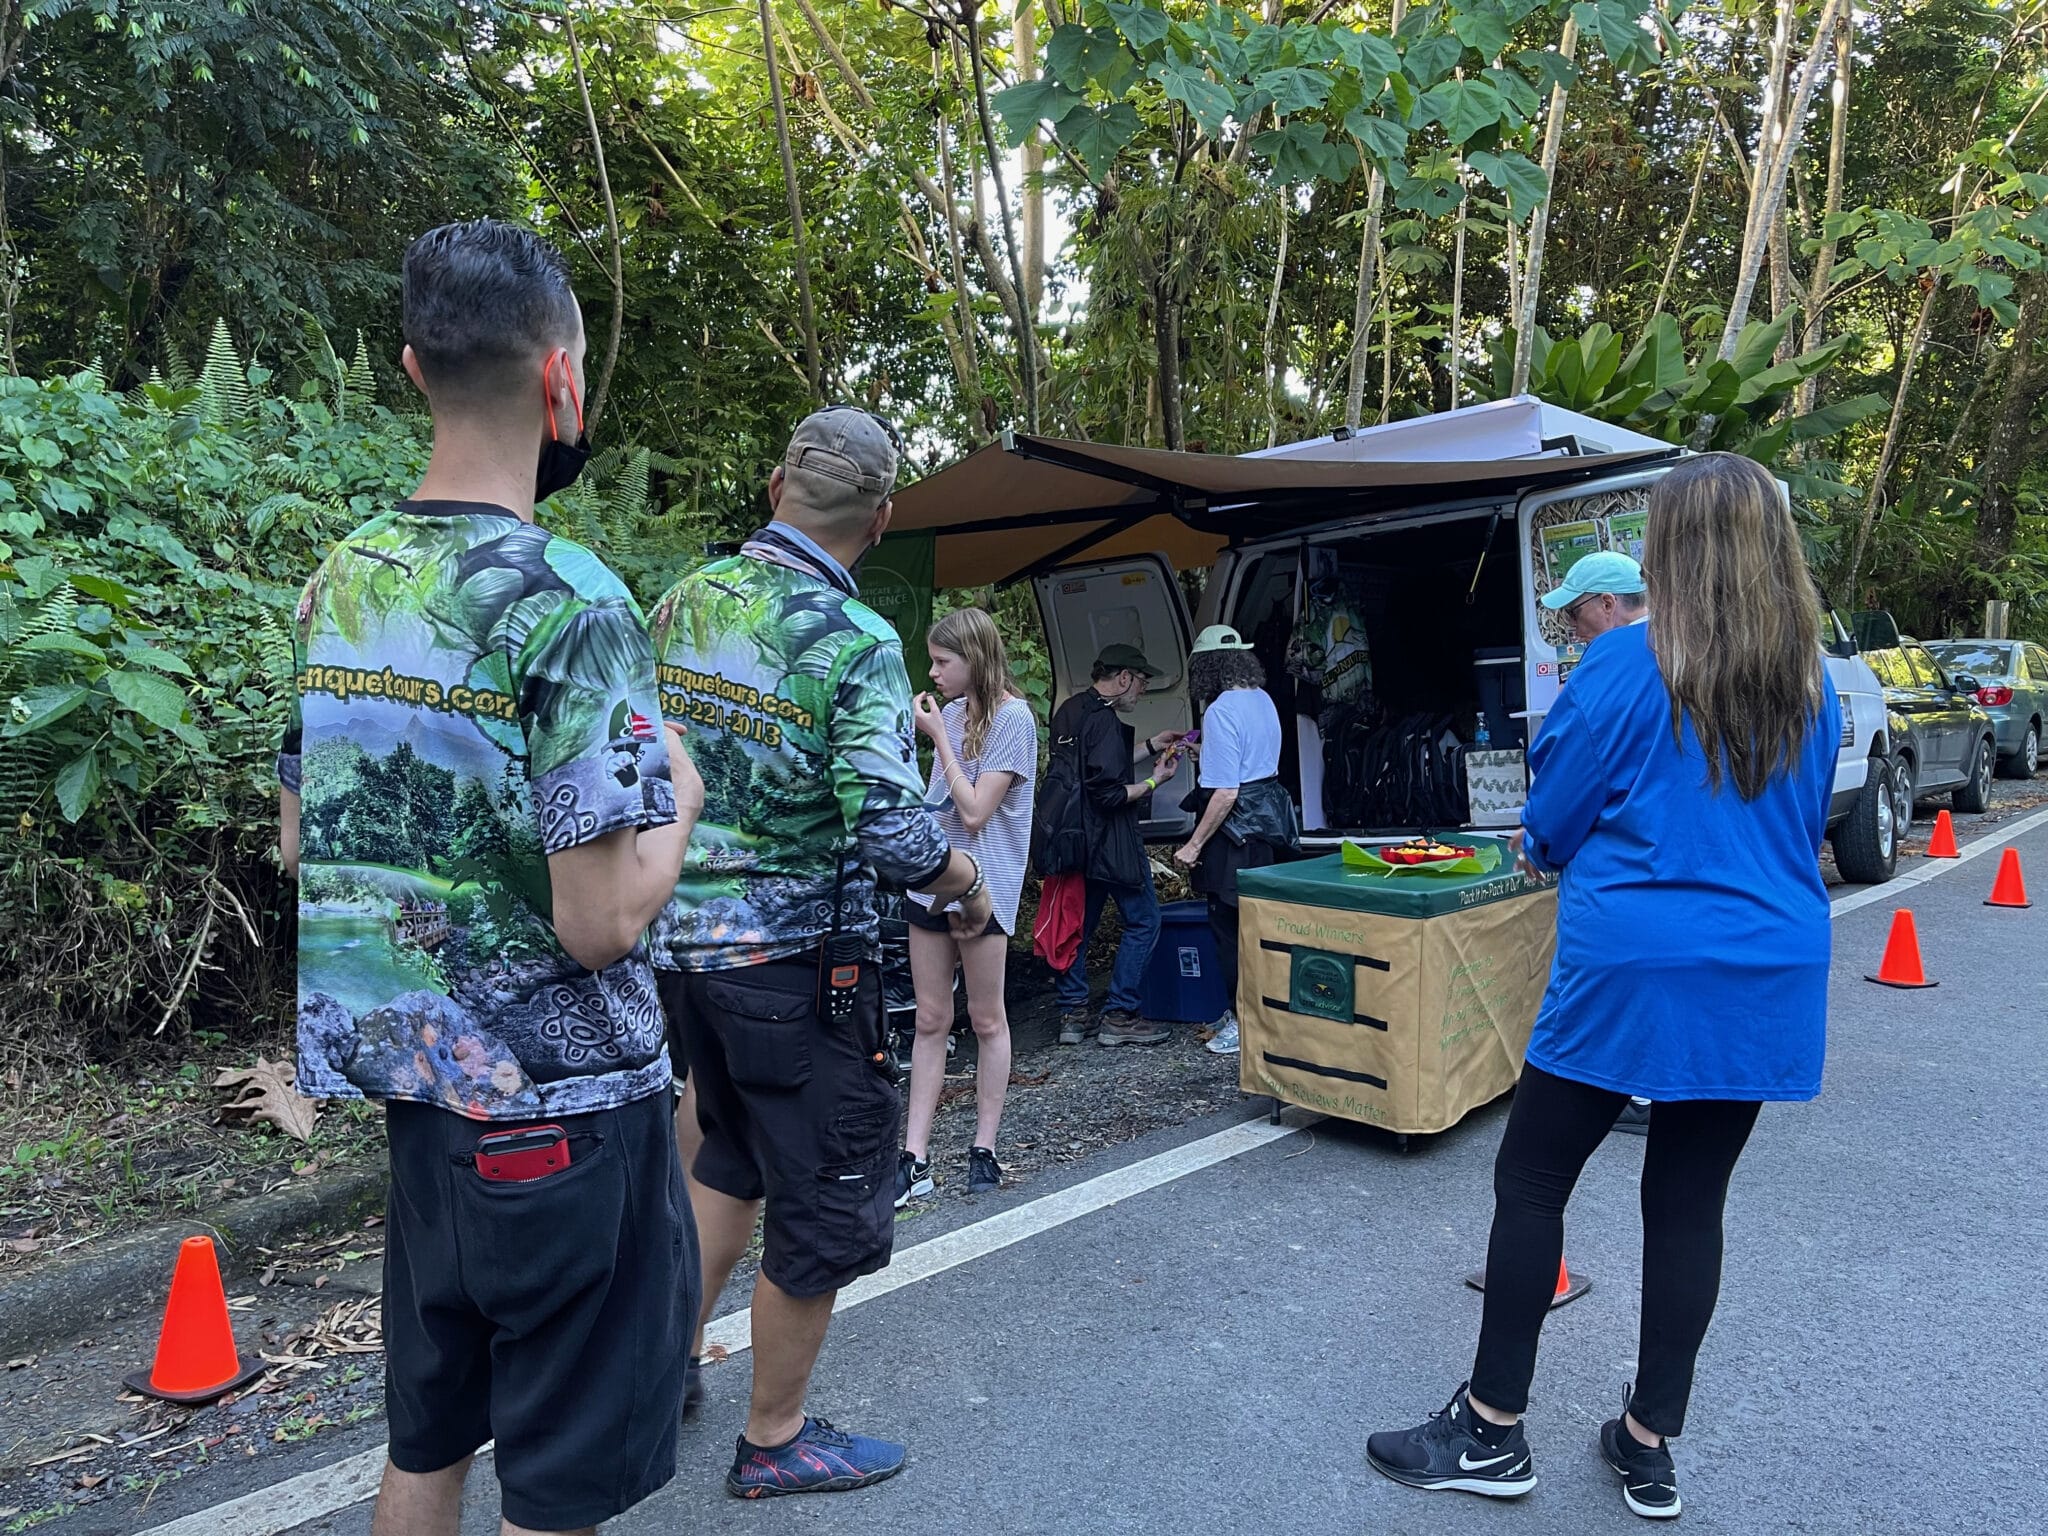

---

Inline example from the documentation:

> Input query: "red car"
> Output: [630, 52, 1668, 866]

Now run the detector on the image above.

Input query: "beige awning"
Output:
[889, 433, 1674, 589]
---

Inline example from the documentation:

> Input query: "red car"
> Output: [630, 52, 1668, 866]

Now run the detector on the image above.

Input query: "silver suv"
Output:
[1823, 611, 1897, 884]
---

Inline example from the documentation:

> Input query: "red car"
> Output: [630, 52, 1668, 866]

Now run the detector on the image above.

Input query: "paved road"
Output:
[51, 815, 2048, 1536]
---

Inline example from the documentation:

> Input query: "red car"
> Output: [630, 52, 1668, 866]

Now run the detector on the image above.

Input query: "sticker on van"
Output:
[1121, 572, 1148, 586]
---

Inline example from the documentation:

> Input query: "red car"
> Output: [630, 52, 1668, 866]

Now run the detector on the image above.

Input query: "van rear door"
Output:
[1034, 555, 1196, 840]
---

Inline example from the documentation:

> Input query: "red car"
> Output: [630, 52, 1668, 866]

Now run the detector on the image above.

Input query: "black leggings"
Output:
[1470, 1064, 1761, 1438]
[1206, 893, 1240, 1012]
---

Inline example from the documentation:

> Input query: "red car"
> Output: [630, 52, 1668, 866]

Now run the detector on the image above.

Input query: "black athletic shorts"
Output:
[658, 955, 899, 1298]
[381, 1093, 696, 1531]
[902, 899, 1003, 938]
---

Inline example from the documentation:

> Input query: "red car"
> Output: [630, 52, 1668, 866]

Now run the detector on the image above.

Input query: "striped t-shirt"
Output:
[909, 695, 1038, 934]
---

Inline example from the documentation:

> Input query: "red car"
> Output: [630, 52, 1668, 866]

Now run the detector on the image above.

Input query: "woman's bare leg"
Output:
[903, 922, 960, 1161]
[957, 932, 1012, 1150]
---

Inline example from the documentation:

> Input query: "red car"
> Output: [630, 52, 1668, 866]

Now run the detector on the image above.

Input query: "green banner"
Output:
[858, 529, 936, 662]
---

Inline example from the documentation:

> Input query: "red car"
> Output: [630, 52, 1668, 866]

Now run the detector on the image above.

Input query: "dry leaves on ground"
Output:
[214, 1057, 319, 1143]
[260, 1297, 383, 1374]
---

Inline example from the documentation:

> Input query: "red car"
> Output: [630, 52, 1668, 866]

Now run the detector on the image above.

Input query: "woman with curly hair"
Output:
[1173, 625, 1299, 1055]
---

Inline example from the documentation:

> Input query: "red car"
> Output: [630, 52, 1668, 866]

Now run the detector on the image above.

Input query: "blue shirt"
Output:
[1521, 623, 1838, 1102]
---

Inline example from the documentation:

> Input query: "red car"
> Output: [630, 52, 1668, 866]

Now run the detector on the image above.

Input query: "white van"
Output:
[892, 398, 1897, 882]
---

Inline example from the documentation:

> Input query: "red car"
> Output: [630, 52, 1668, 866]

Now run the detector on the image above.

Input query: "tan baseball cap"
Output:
[782, 406, 900, 518]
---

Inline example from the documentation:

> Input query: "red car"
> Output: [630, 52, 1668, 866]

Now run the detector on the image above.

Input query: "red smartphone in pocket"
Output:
[474, 1124, 570, 1183]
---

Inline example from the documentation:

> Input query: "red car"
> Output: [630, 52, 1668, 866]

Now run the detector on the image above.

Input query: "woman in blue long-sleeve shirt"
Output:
[1368, 453, 1839, 1521]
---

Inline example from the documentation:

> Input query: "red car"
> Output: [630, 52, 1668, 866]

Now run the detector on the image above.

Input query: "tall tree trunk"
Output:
[1263, 191, 1291, 448]
[960, 2, 1040, 432]
[1650, 130, 1713, 323]
[1970, 272, 2048, 582]
[1796, 7, 1852, 414]
[1156, 292, 1182, 449]
[1014, 0, 1046, 315]
[1344, 0, 1406, 425]
[1845, 283, 1937, 598]
[758, 0, 823, 401]
[1718, 0, 1846, 360]
[1448, 181, 1468, 410]
[566, 12, 626, 430]
[1511, 16, 1579, 395]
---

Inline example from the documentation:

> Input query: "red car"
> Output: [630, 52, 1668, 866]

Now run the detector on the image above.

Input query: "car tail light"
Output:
[1978, 684, 2014, 706]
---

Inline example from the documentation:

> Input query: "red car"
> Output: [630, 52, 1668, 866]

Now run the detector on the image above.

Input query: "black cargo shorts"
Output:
[657, 955, 899, 1298]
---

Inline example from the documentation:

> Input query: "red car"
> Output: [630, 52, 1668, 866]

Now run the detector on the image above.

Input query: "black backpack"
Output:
[1031, 713, 1089, 876]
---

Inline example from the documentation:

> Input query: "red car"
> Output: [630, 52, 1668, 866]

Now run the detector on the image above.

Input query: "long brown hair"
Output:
[1644, 453, 1824, 799]
[928, 606, 1011, 758]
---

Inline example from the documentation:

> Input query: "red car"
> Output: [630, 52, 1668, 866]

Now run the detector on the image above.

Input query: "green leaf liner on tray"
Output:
[1340, 839, 1503, 878]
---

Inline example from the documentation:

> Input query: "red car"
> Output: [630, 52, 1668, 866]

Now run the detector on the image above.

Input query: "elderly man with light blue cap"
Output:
[1540, 549, 1647, 646]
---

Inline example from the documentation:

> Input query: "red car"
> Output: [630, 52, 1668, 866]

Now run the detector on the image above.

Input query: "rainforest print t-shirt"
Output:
[279, 500, 676, 1119]
[646, 530, 951, 972]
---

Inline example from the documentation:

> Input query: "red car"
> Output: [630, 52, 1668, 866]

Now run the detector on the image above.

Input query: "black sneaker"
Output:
[893, 1151, 932, 1209]
[1366, 1382, 1537, 1498]
[683, 1354, 706, 1424]
[1612, 1097, 1652, 1136]
[1057, 1007, 1095, 1045]
[1600, 1387, 1680, 1519]
[967, 1146, 1001, 1193]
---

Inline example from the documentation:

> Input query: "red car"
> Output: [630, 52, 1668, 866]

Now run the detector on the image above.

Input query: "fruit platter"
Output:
[1340, 835, 1503, 878]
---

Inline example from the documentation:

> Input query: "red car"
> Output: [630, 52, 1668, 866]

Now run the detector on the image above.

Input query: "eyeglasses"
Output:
[1563, 595, 1598, 621]
[826, 401, 904, 458]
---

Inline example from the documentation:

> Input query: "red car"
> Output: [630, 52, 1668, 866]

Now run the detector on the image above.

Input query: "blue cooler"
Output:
[1140, 900, 1228, 1023]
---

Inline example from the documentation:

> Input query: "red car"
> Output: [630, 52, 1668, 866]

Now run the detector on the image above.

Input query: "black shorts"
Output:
[382, 1094, 696, 1531]
[659, 955, 899, 1298]
[902, 900, 1003, 938]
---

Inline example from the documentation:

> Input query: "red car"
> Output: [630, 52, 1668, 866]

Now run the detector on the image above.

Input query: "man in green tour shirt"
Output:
[650, 406, 990, 1498]
[278, 221, 703, 1535]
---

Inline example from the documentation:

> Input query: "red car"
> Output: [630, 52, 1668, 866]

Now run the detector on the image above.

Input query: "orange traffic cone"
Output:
[121, 1236, 265, 1404]
[1986, 847, 2032, 908]
[1926, 810, 1960, 859]
[1866, 909, 1938, 989]
[1463, 1252, 1592, 1309]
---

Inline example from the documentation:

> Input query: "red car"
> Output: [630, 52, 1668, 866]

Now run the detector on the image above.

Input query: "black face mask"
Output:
[536, 431, 591, 501]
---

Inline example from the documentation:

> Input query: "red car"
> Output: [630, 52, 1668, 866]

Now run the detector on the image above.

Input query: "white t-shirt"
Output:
[1199, 686, 1282, 789]
[909, 695, 1038, 934]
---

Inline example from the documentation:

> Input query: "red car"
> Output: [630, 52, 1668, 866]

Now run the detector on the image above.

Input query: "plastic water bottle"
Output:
[1474, 717, 1491, 750]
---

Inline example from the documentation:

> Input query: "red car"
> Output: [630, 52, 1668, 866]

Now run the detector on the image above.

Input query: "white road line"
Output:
[134, 1108, 1318, 1536]
[1828, 805, 2048, 919]
[136, 805, 2048, 1536]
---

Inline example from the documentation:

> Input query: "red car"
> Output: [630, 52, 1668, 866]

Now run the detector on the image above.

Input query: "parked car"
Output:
[1821, 611, 1898, 884]
[1925, 638, 2048, 779]
[1849, 617, 1999, 830]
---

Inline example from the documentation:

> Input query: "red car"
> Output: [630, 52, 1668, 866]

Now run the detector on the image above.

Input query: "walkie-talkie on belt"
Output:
[821, 846, 863, 1024]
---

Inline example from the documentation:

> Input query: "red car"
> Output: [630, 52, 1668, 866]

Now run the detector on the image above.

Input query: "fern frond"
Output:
[199, 318, 252, 426]
[343, 333, 377, 419]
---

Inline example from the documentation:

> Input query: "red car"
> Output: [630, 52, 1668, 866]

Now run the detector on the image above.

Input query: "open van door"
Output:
[1034, 554, 1196, 840]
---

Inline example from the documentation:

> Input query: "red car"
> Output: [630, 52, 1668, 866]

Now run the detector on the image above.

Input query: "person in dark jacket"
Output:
[1049, 644, 1185, 1046]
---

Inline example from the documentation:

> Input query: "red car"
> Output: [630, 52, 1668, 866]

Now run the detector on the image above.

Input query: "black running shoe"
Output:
[1600, 1387, 1680, 1519]
[967, 1145, 1001, 1193]
[1366, 1382, 1537, 1498]
[1612, 1097, 1652, 1136]
[893, 1151, 932, 1209]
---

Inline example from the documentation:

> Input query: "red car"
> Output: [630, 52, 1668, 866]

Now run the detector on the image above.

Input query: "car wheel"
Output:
[1890, 754, 1915, 837]
[1831, 755, 1898, 885]
[2005, 721, 2042, 778]
[1953, 735, 1995, 814]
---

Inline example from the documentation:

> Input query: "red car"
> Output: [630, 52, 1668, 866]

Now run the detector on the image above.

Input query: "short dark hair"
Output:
[1092, 660, 1131, 683]
[402, 220, 579, 399]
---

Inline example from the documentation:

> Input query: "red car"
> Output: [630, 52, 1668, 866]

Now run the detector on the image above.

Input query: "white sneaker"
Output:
[1205, 1012, 1240, 1055]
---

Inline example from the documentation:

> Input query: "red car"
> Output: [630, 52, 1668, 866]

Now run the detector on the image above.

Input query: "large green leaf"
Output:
[1466, 149, 1548, 215]
[1332, 27, 1401, 89]
[4, 683, 91, 736]
[1580, 324, 1623, 398]
[54, 750, 101, 822]
[1057, 103, 1145, 179]
[1156, 63, 1237, 138]
[1252, 120, 1353, 185]
[1047, 25, 1132, 93]
[990, 79, 1087, 148]
[1614, 312, 1688, 395]
[1403, 34, 1462, 88]
[1515, 46, 1580, 94]
[1344, 105, 1410, 165]
[1728, 314, 1793, 378]
[14, 631, 107, 663]
[1103, 0, 1170, 52]
[106, 668, 192, 731]
[1254, 66, 1334, 117]
[1451, 5, 1513, 61]
[1425, 78, 1504, 144]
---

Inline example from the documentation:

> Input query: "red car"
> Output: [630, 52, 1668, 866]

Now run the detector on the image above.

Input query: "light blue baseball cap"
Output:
[1541, 550, 1646, 610]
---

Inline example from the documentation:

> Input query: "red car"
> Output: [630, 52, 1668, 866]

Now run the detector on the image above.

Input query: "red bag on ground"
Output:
[1032, 871, 1084, 972]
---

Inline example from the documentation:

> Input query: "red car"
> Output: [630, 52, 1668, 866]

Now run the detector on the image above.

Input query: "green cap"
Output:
[1541, 550, 1646, 610]
[1191, 624, 1255, 654]
[1095, 643, 1162, 678]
